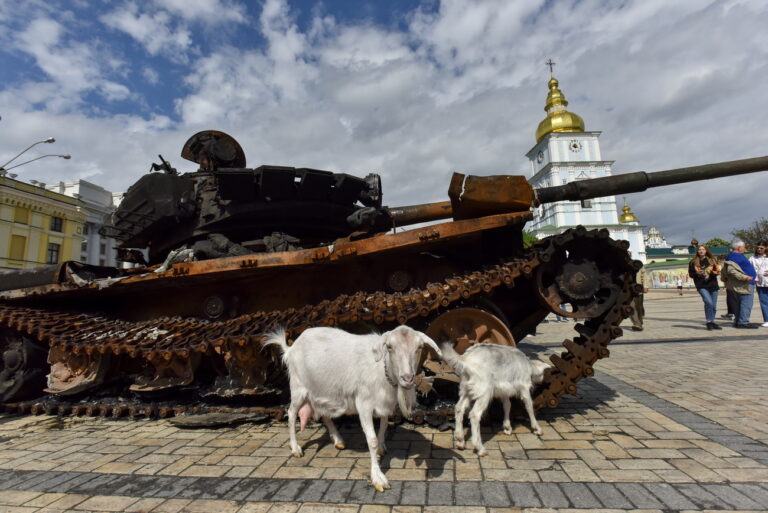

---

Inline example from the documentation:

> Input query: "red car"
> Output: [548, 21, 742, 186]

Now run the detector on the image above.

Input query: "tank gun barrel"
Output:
[535, 155, 768, 205]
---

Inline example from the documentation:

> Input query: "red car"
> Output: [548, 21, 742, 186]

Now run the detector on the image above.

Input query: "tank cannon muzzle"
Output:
[535, 155, 768, 205]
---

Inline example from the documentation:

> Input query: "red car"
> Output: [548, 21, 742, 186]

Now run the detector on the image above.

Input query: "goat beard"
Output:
[397, 386, 417, 420]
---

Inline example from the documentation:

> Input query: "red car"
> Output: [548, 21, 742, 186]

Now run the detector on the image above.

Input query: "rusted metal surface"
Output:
[448, 173, 534, 220]
[0, 226, 637, 415]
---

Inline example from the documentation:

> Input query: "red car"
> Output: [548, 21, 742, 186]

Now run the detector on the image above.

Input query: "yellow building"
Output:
[0, 175, 86, 270]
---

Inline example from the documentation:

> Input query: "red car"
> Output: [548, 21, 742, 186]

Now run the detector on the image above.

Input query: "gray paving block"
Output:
[139, 476, 183, 497]
[454, 481, 482, 506]
[427, 481, 453, 505]
[400, 481, 427, 505]
[643, 483, 697, 510]
[615, 482, 664, 509]
[560, 482, 601, 509]
[587, 482, 632, 509]
[48, 472, 101, 493]
[270, 479, 307, 502]
[507, 483, 540, 508]
[246, 479, 283, 501]
[111, 475, 159, 496]
[371, 481, 402, 504]
[9, 471, 57, 491]
[676, 483, 724, 509]
[480, 481, 510, 507]
[66, 473, 124, 495]
[298, 479, 331, 502]
[323, 480, 354, 503]
[732, 483, 768, 508]
[199, 477, 244, 500]
[347, 479, 376, 504]
[704, 484, 763, 510]
[0, 470, 32, 490]
[533, 482, 569, 508]
[226, 478, 262, 501]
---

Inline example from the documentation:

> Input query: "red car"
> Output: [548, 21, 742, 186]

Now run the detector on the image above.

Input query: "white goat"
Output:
[266, 325, 442, 492]
[441, 342, 550, 456]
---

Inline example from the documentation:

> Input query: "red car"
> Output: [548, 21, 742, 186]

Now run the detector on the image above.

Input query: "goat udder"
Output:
[298, 403, 313, 431]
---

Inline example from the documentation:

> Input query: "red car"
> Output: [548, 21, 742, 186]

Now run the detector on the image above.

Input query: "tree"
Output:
[704, 237, 730, 247]
[523, 231, 539, 248]
[732, 217, 768, 249]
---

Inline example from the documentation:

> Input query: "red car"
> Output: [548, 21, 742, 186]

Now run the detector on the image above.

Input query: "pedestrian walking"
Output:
[749, 241, 768, 327]
[724, 239, 757, 329]
[676, 278, 683, 296]
[688, 245, 721, 330]
[631, 265, 648, 331]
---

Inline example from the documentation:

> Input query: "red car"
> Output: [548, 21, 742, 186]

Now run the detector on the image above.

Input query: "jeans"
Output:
[697, 288, 718, 323]
[736, 284, 755, 326]
[757, 287, 768, 322]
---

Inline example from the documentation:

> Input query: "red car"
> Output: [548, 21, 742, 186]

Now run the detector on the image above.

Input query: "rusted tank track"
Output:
[0, 227, 637, 419]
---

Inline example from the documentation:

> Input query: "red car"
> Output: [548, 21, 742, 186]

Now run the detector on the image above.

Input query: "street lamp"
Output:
[0, 137, 56, 169]
[1, 153, 71, 172]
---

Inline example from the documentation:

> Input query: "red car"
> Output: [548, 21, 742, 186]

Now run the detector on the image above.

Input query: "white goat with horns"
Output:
[266, 325, 442, 492]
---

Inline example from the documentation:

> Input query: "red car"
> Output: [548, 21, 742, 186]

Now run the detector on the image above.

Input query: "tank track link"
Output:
[0, 227, 638, 419]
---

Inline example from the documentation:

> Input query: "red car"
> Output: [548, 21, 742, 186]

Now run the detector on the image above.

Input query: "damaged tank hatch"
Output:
[1, 130, 767, 421]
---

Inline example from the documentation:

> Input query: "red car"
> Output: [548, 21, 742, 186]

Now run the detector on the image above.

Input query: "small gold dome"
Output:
[535, 76, 585, 142]
[620, 204, 639, 223]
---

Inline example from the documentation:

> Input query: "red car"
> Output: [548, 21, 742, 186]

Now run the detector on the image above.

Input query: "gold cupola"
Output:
[620, 203, 639, 223]
[535, 76, 585, 142]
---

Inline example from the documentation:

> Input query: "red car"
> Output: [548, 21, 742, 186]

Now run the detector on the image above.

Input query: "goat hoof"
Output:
[291, 450, 304, 458]
[533, 428, 542, 436]
[335, 442, 345, 450]
[476, 448, 487, 457]
[374, 484, 385, 492]
[377, 448, 385, 456]
[503, 427, 513, 435]
[455, 441, 465, 450]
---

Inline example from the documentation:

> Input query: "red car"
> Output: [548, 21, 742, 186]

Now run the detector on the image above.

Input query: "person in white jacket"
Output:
[749, 241, 768, 327]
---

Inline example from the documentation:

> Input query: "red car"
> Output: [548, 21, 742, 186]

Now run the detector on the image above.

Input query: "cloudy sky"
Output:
[1, 0, 766, 245]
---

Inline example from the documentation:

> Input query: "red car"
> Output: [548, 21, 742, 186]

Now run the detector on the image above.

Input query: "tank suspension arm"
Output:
[535, 155, 768, 205]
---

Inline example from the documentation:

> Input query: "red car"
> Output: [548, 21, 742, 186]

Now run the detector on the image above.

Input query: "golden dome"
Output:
[535, 76, 585, 142]
[620, 204, 639, 223]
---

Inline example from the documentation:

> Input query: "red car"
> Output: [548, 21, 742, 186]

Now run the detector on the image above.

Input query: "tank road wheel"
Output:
[416, 307, 515, 393]
[0, 328, 47, 402]
[534, 229, 629, 319]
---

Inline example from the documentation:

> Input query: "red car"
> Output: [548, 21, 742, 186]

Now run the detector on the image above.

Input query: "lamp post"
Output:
[0, 137, 56, 169]
[0, 154, 71, 173]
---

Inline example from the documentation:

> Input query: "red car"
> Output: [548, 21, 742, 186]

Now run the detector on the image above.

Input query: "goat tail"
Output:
[440, 342, 467, 375]
[263, 328, 290, 362]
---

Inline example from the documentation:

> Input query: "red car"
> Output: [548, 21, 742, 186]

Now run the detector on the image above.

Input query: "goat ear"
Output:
[373, 334, 387, 362]
[419, 333, 442, 358]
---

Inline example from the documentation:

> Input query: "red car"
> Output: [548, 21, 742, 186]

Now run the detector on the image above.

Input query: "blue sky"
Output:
[1, 0, 767, 244]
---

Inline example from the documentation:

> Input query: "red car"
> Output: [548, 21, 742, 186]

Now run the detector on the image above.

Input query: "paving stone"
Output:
[426, 482, 453, 506]
[298, 479, 332, 502]
[454, 482, 481, 506]
[479, 481, 509, 507]
[702, 483, 764, 509]
[559, 482, 601, 509]
[642, 483, 697, 510]
[531, 482, 568, 508]
[66, 473, 124, 495]
[731, 483, 768, 507]
[675, 482, 728, 509]
[370, 481, 402, 505]
[245, 479, 283, 501]
[614, 482, 664, 509]
[400, 481, 427, 505]
[323, 480, 355, 503]
[347, 479, 377, 504]
[586, 482, 632, 509]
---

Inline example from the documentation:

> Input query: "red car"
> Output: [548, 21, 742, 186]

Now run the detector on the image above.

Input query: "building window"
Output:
[14, 207, 30, 224]
[9, 235, 26, 261]
[50, 216, 63, 232]
[83, 223, 90, 235]
[580, 199, 592, 209]
[99, 242, 106, 255]
[46, 243, 61, 264]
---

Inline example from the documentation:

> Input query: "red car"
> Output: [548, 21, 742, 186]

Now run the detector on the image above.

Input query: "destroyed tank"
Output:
[1, 129, 767, 420]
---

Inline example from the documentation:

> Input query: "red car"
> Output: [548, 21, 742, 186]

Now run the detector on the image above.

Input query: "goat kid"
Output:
[441, 342, 550, 456]
[266, 325, 442, 492]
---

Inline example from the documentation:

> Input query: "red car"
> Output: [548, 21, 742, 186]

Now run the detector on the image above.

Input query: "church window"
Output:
[50, 216, 63, 232]
[46, 243, 60, 264]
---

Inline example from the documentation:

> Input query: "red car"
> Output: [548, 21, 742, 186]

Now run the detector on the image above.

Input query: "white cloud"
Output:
[2, 0, 768, 245]
[101, 3, 193, 60]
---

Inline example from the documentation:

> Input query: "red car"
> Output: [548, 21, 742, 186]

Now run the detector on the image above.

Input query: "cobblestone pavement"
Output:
[1, 291, 767, 512]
